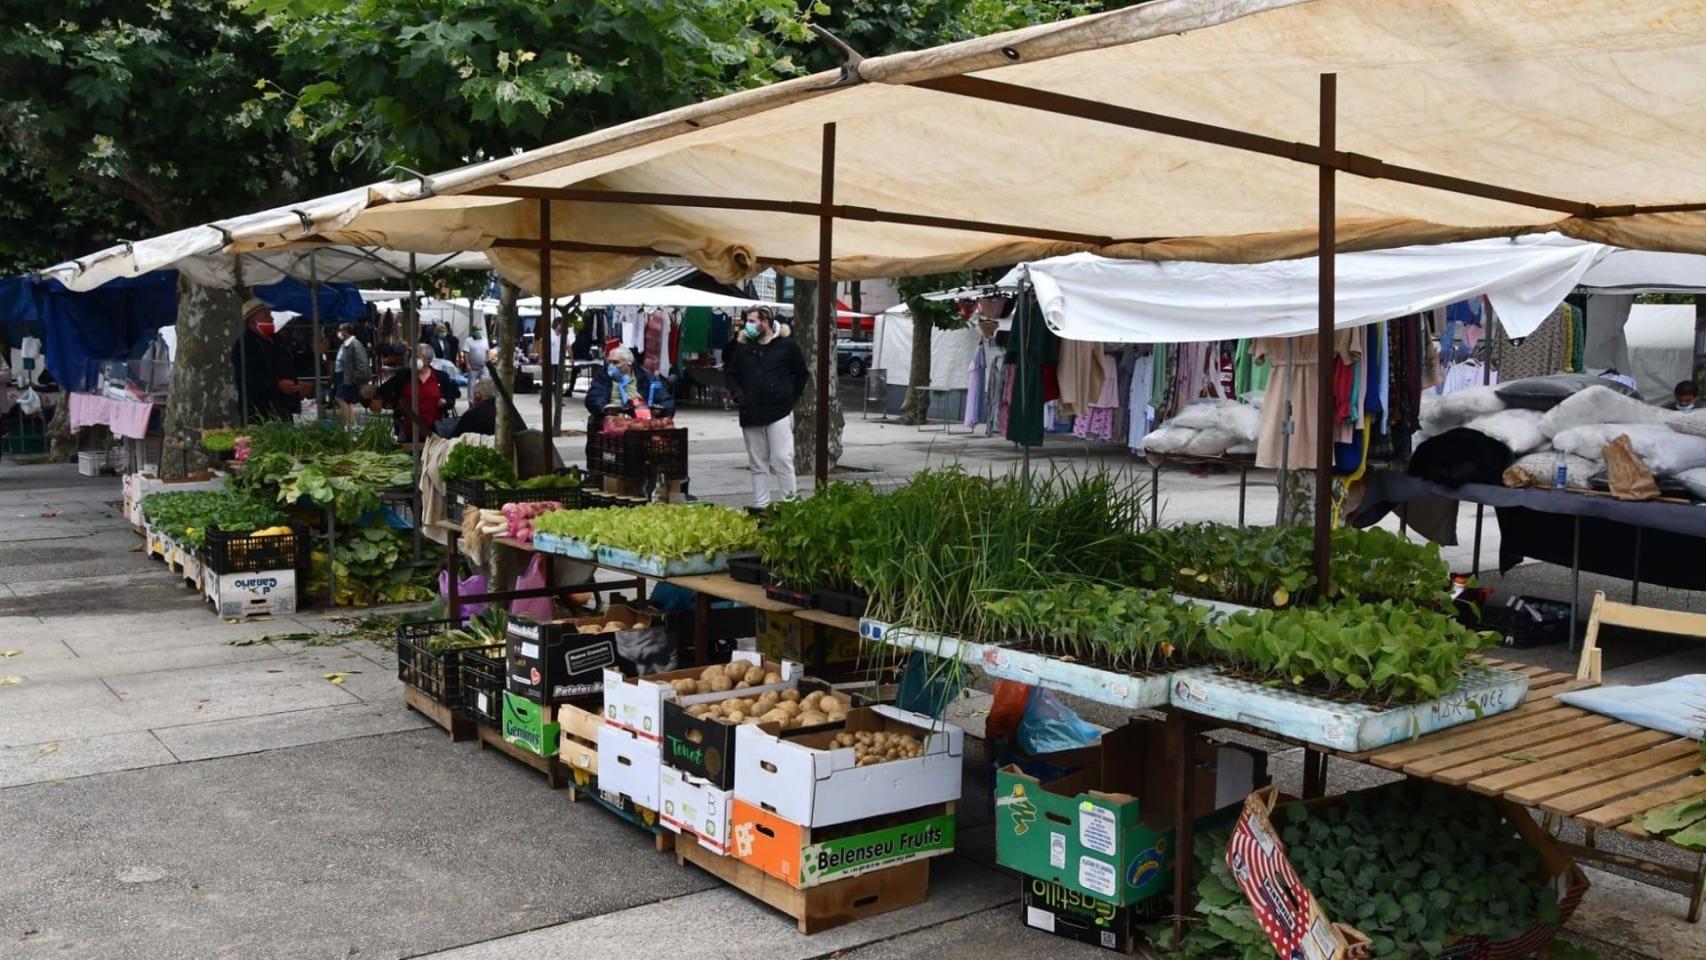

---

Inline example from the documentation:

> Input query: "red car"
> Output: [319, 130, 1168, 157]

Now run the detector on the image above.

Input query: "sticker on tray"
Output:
[520, 641, 540, 660]
[1078, 856, 1117, 899]
[1173, 677, 1208, 704]
[1319, 721, 1347, 745]
[1050, 831, 1066, 869]
[477, 692, 489, 714]
[1079, 803, 1117, 856]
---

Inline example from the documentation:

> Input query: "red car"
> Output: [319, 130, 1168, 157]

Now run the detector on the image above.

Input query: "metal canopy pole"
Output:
[236, 254, 249, 428]
[408, 254, 422, 560]
[1277, 336, 1295, 525]
[309, 251, 323, 417]
[539, 199, 555, 465]
[815, 123, 836, 491]
[1472, 307, 1497, 577]
[1312, 73, 1338, 592]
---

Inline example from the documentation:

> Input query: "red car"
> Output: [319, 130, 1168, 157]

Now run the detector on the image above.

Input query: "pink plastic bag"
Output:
[509, 554, 555, 622]
[438, 569, 488, 622]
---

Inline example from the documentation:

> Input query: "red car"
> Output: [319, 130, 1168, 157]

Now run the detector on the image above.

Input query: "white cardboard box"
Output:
[659, 765, 734, 855]
[601, 651, 801, 742]
[596, 722, 661, 810]
[207, 569, 297, 620]
[733, 705, 965, 828]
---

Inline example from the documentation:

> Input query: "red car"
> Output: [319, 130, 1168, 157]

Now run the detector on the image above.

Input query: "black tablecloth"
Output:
[1351, 471, 1706, 590]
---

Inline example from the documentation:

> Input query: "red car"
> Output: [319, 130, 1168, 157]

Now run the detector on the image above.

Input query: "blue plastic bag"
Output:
[1016, 688, 1102, 756]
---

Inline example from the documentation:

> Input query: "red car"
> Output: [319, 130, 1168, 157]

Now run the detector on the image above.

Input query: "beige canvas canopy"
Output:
[152, 0, 1706, 297]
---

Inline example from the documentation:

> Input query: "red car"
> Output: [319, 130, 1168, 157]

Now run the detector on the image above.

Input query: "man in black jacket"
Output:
[231, 298, 303, 421]
[724, 307, 807, 506]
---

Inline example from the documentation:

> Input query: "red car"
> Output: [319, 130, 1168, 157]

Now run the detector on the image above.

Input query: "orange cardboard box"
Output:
[730, 798, 955, 889]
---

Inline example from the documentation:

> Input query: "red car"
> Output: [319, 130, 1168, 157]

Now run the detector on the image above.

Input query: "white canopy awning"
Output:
[517, 284, 787, 312]
[39, 0, 1706, 298]
[1000, 235, 1706, 344]
[39, 234, 490, 293]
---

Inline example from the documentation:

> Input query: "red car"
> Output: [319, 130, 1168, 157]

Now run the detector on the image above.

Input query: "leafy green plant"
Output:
[200, 429, 239, 454]
[1641, 794, 1706, 849]
[759, 481, 876, 592]
[980, 584, 1214, 672]
[141, 490, 288, 547]
[533, 504, 759, 559]
[419, 607, 508, 654]
[1146, 830, 1275, 960]
[307, 526, 436, 607]
[1208, 600, 1496, 703]
[439, 445, 517, 487]
[277, 452, 414, 524]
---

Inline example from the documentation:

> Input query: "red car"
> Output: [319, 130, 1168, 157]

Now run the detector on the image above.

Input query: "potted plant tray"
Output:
[1168, 664, 1530, 752]
[530, 532, 596, 560]
[596, 545, 730, 578]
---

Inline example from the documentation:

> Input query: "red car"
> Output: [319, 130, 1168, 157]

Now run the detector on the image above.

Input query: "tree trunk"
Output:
[161, 277, 242, 476]
[496, 281, 520, 458]
[790, 277, 843, 479]
[898, 313, 932, 425]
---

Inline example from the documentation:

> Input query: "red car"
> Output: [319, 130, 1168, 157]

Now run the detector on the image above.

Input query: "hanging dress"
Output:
[1253, 330, 1357, 471]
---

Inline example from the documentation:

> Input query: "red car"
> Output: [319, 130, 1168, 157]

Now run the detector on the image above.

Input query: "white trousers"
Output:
[742, 415, 797, 507]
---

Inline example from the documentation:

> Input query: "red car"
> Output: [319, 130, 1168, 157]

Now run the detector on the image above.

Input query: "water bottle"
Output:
[1553, 452, 1567, 490]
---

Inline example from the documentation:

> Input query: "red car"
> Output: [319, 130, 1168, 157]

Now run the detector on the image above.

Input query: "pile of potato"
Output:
[683, 688, 848, 729]
[576, 618, 639, 635]
[831, 729, 926, 766]
[669, 661, 782, 696]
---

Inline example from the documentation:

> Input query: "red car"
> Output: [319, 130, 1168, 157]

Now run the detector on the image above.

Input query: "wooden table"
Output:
[661, 572, 863, 663]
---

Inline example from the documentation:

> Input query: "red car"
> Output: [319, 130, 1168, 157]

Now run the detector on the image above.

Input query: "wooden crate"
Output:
[403, 684, 476, 742]
[675, 830, 930, 934]
[477, 721, 569, 788]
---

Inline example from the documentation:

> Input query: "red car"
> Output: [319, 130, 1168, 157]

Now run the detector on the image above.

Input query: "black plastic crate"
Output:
[202, 522, 309, 579]
[586, 427, 689, 480]
[445, 476, 586, 523]
[461, 647, 507, 726]
[728, 556, 767, 586]
[810, 586, 869, 619]
[395, 620, 503, 708]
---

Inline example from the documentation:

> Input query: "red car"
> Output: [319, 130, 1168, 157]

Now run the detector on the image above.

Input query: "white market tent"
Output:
[516, 284, 788, 312]
[997, 234, 1706, 344]
[36, 0, 1706, 533]
[872, 305, 985, 392]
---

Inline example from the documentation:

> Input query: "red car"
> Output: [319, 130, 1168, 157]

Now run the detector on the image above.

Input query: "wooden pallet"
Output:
[403, 685, 476, 742]
[1350, 656, 1706, 923]
[565, 769, 675, 853]
[476, 721, 569, 788]
[675, 830, 930, 934]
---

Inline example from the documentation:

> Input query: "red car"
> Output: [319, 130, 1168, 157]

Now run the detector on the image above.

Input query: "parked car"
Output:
[837, 340, 873, 378]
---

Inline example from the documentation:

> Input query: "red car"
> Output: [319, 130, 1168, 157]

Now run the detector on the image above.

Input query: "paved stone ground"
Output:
[2, 394, 1703, 958]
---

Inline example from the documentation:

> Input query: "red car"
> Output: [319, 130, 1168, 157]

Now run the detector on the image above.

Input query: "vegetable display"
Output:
[277, 452, 414, 523]
[671, 661, 781, 695]
[418, 608, 508, 654]
[533, 504, 759, 559]
[439, 445, 517, 487]
[308, 526, 437, 607]
[833, 729, 924, 765]
[1209, 600, 1496, 703]
[141, 490, 288, 548]
[682, 688, 851, 730]
[759, 482, 876, 592]
[981, 584, 1215, 673]
[1156, 786, 1562, 959]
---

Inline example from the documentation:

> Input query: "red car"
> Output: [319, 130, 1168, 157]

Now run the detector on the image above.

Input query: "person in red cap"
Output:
[231, 297, 303, 420]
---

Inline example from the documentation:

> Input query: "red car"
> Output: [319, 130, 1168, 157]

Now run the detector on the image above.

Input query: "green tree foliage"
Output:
[0, 1, 335, 272]
[241, 0, 815, 172]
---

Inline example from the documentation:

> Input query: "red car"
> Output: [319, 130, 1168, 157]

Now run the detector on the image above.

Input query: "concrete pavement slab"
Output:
[414, 855, 1014, 960]
[10, 641, 290, 685]
[0, 631, 77, 663]
[1567, 866, 1706, 959]
[0, 730, 177, 788]
[829, 903, 1112, 960]
[152, 700, 431, 762]
[0, 728, 718, 960]
[100, 658, 361, 730]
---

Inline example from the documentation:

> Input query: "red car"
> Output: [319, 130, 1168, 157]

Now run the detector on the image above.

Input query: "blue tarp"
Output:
[0, 272, 363, 392]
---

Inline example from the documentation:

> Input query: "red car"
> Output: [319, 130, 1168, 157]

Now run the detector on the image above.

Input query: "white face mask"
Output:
[414, 359, 427, 371]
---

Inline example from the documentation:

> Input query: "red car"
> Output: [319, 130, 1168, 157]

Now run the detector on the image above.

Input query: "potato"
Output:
[725, 710, 745, 723]
[723, 661, 748, 680]
[755, 691, 779, 711]
[708, 675, 733, 693]
[577, 624, 602, 634]
[741, 717, 761, 725]
[735, 680, 751, 690]
[762, 671, 781, 685]
[743, 666, 766, 685]
[797, 710, 828, 726]
[781, 689, 801, 703]
[700, 666, 722, 684]
[760, 708, 791, 724]
[685, 704, 708, 718]
[603, 621, 625, 633]
[777, 700, 800, 715]
[670, 679, 698, 696]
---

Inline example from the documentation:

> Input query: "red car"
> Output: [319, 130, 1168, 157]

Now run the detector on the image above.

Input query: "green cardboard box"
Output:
[995, 721, 1262, 906]
[502, 691, 561, 757]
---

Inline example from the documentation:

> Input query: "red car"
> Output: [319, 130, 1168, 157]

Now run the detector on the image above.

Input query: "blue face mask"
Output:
[744, 322, 761, 339]
[607, 364, 622, 378]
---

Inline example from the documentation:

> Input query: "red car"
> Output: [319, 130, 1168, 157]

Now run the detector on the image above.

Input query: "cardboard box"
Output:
[596, 722, 661, 810]
[558, 701, 601, 775]
[659, 765, 735, 855]
[602, 651, 801, 741]
[207, 569, 297, 620]
[753, 609, 862, 666]
[994, 722, 1264, 906]
[1020, 874, 1164, 954]
[501, 692, 560, 757]
[508, 604, 661, 704]
[126, 470, 223, 528]
[733, 705, 964, 828]
[1225, 785, 1588, 960]
[662, 684, 855, 789]
[731, 799, 955, 888]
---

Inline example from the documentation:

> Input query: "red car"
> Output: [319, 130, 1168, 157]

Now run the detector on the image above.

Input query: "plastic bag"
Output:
[1016, 688, 1102, 756]
[1464, 409, 1548, 456]
[508, 553, 554, 622]
[438, 569, 488, 622]
[987, 680, 1032, 744]
[16, 387, 41, 416]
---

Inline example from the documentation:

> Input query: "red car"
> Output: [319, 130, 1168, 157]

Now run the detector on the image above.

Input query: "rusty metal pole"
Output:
[539, 199, 554, 467]
[1313, 73, 1337, 593]
[815, 123, 837, 491]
